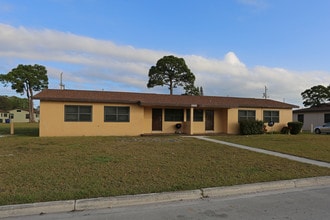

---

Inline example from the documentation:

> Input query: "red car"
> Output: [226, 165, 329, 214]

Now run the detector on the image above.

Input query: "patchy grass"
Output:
[212, 133, 330, 162]
[0, 124, 329, 206]
[0, 123, 39, 136]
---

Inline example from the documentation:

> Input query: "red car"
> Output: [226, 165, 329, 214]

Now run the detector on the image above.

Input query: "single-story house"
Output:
[33, 89, 298, 137]
[0, 109, 40, 123]
[293, 103, 330, 132]
[0, 109, 9, 123]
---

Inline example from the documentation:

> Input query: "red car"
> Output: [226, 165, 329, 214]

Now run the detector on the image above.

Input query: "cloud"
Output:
[1, 23, 329, 107]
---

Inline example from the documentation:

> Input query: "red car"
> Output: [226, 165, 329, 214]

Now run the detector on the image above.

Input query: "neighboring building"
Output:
[0, 109, 39, 123]
[293, 103, 330, 132]
[33, 89, 298, 137]
[0, 109, 9, 123]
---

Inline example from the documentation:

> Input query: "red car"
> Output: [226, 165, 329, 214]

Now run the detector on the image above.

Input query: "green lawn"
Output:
[0, 122, 39, 136]
[212, 133, 330, 163]
[0, 123, 329, 206]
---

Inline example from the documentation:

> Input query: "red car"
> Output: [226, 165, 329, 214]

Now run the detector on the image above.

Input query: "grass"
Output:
[0, 123, 329, 206]
[0, 122, 39, 136]
[212, 133, 330, 163]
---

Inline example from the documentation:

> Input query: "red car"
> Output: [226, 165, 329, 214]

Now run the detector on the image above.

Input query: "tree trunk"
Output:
[28, 88, 35, 123]
[169, 80, 173, 95]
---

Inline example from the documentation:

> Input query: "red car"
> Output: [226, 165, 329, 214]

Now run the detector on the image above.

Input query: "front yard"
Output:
[0, 123, 329, 206]
[213, 133, 330, 162]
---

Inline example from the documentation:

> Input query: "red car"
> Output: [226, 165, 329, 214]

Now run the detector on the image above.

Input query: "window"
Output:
[186, 109, 204, 121]
[17, 109, 21, 112]
[65, 105, 92, 122]
[263, 110, 279, 123]
[238, 110, 256, 121]
[298, 114, 304, 123]
[325, 114, 330, 123]
[193, 109, 203, 121]
[165, 109, 184, 121]
[25, 114, 30, 119]
[104, 106, 130, 122]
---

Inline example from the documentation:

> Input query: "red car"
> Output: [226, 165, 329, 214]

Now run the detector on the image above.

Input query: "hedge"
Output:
[239, 120, 264, 135]
[287, 121, 303, 135]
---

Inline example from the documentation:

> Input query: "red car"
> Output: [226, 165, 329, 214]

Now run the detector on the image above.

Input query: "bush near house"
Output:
[287, 122, 303, 135]
[239, 120, 264, 135]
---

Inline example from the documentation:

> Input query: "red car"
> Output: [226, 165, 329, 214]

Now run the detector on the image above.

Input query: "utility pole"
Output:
[262, 86, 269, 99]
[59, 72, 65, 90]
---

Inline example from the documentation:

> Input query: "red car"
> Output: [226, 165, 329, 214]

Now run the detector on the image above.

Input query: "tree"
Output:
[183, 85, 204, 96]
[0, 96, 29, 110]
[147, 55, 196, 95]
[0, 64, 48, 122]
[0, 96, 12, 110]
[301, 85, 330, 107]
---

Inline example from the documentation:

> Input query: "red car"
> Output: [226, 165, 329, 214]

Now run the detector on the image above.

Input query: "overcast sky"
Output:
[1, 0, 330, 107]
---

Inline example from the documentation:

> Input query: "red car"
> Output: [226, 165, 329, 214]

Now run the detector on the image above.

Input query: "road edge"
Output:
[1, 176, 330, 218]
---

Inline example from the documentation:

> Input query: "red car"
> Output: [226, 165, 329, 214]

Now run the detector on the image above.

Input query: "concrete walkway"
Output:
[192, 136, 330, 168]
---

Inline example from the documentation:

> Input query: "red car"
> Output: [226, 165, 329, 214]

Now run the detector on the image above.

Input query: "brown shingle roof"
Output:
[33, 89, 298, 109]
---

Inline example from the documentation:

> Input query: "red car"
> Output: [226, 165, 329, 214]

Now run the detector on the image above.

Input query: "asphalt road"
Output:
[5, 185, 330, 220]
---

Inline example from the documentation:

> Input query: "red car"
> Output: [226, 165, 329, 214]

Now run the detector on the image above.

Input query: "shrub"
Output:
[239, 120, 264, 135]
[281, 126, 290, 134]
[287, 122, 303, 135]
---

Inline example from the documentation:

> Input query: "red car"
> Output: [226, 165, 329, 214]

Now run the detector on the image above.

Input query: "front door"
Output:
[152, 108, 162, 131]
[205, 110, 214, 131]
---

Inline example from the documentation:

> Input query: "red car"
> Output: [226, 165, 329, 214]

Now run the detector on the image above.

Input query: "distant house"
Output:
[293, 103, 330, 132]
[0, 109, 9, 123]
[33, 89, 298, 137]
[0, 109, 39, 123]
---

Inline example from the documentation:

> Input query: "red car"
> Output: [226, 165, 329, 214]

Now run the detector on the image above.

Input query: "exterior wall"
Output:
[39, 101, 294, 136]
[266, 108, 293, 132]
[214, 109, 228, 134]
[227, 108, 239, 134]
[143, 108, 152, 133]
[293, 112, 329, 132]
[0, 111, 9, 123]
[8, 109, 40, 123]
[8, 109, 29, 122]
[1, 109, 40, 123]
[39, 101, 145, 137]
[227, 108, 293, 134]
[189, 109, 228, 134]
[159, 108, 228, 135]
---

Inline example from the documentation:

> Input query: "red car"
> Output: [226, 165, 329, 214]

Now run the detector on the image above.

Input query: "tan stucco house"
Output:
[293, 103, 330, 132]
[0, 109, 9, 123]
[0, 109, 39, 123]
[33, 89, 298, 137]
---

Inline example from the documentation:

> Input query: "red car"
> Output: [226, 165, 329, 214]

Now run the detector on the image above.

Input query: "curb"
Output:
[75, 189, 202, 211]
[0, 200, 75, 219]
[1, 176, 330, 219]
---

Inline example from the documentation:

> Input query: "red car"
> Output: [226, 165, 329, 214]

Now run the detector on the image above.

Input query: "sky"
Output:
[1, 0, 330, 108]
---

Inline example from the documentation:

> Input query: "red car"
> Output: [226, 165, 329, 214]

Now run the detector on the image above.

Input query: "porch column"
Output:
[190, 104, 197, 135]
